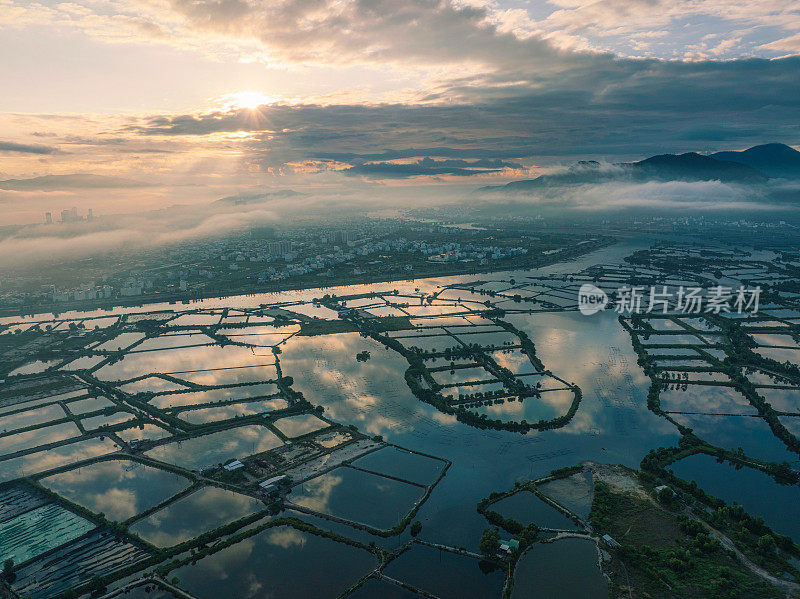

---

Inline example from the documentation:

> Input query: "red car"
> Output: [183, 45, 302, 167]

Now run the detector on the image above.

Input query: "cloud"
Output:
[122, 55, 800, 176]
[9, 0, 798, 68]
[0, 140, 57, 155]
[538, 0, 800, 58]
[0, 174, 153, 191]
[1, 0, 799, 206]
[0, 208, 280, 269]
[2, 0, 580, 77]
[759, 32, 800, 53]
[136, 0, 581, 72]
[314, 148, 542, 161]
[480, 179, 783, 212]
[343, 157, 523, 178]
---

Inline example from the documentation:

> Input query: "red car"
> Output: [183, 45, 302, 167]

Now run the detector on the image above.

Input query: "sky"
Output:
[1, 0, 799, 224]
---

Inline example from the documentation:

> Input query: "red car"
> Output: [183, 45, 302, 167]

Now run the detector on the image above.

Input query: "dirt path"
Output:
[698, 515, 800, 596]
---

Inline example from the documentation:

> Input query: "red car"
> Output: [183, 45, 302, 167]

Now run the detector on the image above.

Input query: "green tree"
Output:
[410, 521, 422, 536]
[89, 575, 106, 597]
[757, 534, 776, 555]
[657, 486, 675, 506]
[479, 528, 501, 558]
[2, 558, 14, 582]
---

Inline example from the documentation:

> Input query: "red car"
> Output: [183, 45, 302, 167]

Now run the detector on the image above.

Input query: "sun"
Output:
[220, 91, 277, 110]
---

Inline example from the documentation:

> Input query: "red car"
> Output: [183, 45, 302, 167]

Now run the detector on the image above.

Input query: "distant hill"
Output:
[711, 143, 800, 179]
[214, 190, 306, 206]
[480, 145, 775, 194]
[629, 152, 767, 183]
[484, 161, 622, 192]
[0, 174, 152, 190]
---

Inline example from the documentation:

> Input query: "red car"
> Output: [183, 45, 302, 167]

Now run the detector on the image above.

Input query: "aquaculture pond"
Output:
[115, 423, 171, 443]
[150, 383, 280, 409]
[511, 538, 608, 599]
[129, 486, 265, 547]
[0, 503, 95, 565]
[0, 421, 81, 455]
[0, 403, 66, 433]
[40, 459, 191, 521]
[144, 425, 283, 470]
[272, 413, 329, 437]
[462, 390, 573, 424]
[93, 331, 146, 351]
[0, 437, 119, 481]
[344, 578, 421, 599]
[0, 389, 86, 416]
[780, 416, 800, 438]
[669, 453, 800, 541]
[537, 471, 595, 520]
[11, 530, 150, 599]
[177, 397, 289, 424]
[352, 446, 446, 486]
[129, 332, 216, 352]
[118, 377, 191, 394]
[170, 525, 377, 598]
[113, 585, 181, 599]
[65, 395, 116, 415]
[167, 364, 280, 386]
[60, 354, 107, 371]
[760, 387, 800, 413]
[383, 543, 505, 599]
[491, 489, 580, 530]
[658, 386, 756, 415]
[93, 344, 278, 382]
[6, 359, 61, 377]
[81, 410, 136, 430]
[289, 466, 424, 529]
[669, 413, 799, 464]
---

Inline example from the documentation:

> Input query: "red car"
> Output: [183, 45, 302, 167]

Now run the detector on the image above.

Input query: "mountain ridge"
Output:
[480, 143, 796, 194]
[711, 143, 800, 179]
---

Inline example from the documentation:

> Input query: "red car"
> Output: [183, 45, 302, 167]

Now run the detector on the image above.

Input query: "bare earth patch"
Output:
[585, 462, 648, 500]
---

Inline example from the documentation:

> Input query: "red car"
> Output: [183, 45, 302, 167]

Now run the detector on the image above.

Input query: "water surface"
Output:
[130, 486, 264, 547]
[41, 459, 191, 521]
[170, 525, 376, 597]
[511, 538, 607, 599]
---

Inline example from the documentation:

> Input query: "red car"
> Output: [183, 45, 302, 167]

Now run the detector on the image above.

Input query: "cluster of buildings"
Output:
[4, 220, 539, 311]
[220, 240, 297, 265]
[251, 236, 528, 283]
[345, 237, 528, 263]
[257, 247, 355, 283]
[599, 215, 794, 231]
[423, 242, 528, 264]
[50, 282, 114, 303]
[44, 208, 93, 224]
[41, 229, 532, 300]
[49, 271, 193, 302]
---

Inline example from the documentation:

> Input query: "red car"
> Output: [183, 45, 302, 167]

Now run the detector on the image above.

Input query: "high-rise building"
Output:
[87, 208, 93, 221]
[324, 230, 356, 244]
[61, 207, 79, 223]
[268, 240, 293, 256]
[45, 212, 52, 224]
